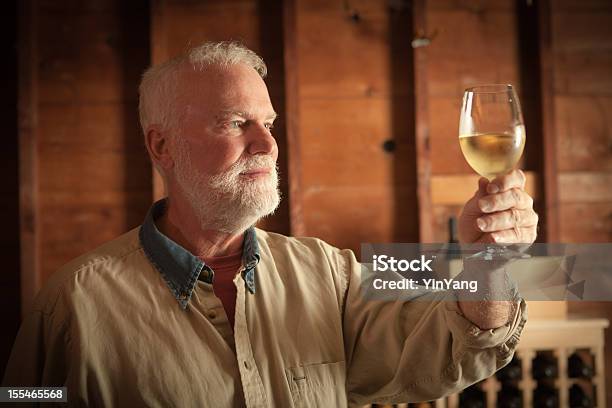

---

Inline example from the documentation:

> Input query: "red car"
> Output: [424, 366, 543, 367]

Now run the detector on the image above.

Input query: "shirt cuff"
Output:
[443, 294, 528, 360]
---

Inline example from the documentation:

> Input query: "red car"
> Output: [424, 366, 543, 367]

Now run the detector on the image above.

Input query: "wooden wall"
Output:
[550, 0, 612, 404]
[295, 0, 420, 249]
[551, 1, 612, 243]
[10, 0, 612, 398]
[18, 0, 152, 310]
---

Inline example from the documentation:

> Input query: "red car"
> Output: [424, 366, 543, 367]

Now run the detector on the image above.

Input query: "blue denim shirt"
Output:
[138, 199, 260, 310]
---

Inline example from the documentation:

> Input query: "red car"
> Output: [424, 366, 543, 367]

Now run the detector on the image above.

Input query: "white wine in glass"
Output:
[459, 126, 525, 180]
[459, 84, 528, 260]
[459, 84, 526, 180]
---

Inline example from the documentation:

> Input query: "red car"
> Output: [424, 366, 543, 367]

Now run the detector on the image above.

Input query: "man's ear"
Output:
[144, 126, 174, 172]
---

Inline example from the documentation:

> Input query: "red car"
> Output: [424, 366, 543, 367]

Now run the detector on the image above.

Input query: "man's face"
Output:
[169, 63, 280, 233]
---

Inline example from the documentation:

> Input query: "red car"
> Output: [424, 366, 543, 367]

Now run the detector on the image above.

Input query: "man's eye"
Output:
[265, 123, 275, 130]
[229, 121, 244, 129]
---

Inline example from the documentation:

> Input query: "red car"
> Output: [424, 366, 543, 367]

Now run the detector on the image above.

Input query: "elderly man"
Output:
[4, 42, 535, 407]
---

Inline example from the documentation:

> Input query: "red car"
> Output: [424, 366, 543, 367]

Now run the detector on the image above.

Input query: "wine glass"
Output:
[459, 84, 528, 260]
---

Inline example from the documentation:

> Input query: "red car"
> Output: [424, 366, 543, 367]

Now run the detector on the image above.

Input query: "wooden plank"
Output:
[18, 0, 40, 316]
[297, 1, 407, 99]
[38, 149, 151, 192]
[38, 0, 147, 13]
[302, 186, 418, 254]
[426, 0, 513, 11]
[299, 98, 412, 186]
[34, 1, 152, 290]
[555, 96, 612, 172]
[283, 0, 304, 236]
[552, 11, 612, 53]
[525, 301, 567, 319]
[39, 202, 149, 282]
[38, 103, 145, 151]
[414, 0, 433, 243]
[431, 172, 539, 205]
[162, 1, 260, 57]
[551, 9, 612, 99]
[559, 203, 612, 243]
[431, 204, 463, 243]
[425, 5, 520, 97]
[554, 0, 612, 11]
[537, 0, 560, 242]
[519, 318, 609, 349]
[553, 52, 612, 96]
[558, 172, 612, 203]
[37, 11, 147, 104]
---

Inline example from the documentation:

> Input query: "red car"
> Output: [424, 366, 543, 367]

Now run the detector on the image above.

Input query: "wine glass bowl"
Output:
[459, 84, 526, 180]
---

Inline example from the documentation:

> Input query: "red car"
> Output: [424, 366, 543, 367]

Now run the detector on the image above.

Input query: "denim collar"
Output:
[139, 199, 260, 310]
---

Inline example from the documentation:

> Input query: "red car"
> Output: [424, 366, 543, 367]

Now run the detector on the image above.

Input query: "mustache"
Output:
[226, 155, 277, 176]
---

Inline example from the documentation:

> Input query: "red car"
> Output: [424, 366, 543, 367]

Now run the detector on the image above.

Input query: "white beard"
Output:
[173, 143, 281, 234]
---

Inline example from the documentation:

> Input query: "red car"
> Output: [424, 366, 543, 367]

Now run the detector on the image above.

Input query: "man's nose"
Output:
[247, 123, 277, 156]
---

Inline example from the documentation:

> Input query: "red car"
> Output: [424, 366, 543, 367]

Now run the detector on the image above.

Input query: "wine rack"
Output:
[363, 318, 608, 408]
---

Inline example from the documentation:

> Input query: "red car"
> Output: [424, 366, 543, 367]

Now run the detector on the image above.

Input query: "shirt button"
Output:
[207, 311, 217, 319]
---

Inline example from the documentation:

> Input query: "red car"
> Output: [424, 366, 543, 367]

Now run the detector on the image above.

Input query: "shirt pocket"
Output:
[285, 361, 347, 408]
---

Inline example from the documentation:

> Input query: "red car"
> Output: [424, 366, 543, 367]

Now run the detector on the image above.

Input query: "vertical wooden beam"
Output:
[283, 0, 304, 236]
[537, 0, 560, 242]
[258, 0, 291, 235]
[151, 0, 167, 202]
[412, 0, 433, 243]
[18, 0, 40, 316]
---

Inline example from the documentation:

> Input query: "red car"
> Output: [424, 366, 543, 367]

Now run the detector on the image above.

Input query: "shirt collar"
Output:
[139, 199, 260, 310]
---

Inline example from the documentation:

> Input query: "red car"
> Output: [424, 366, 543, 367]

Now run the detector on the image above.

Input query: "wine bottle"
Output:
[533, 385, 558, 408]
[532, 353, 558, 380]
[446, 216, 461, 260]
[449, 216, 458, 244]
[569, 384, 593, 408]
[568, 353, 594, 378]
[460, 385, 486, 408]
[497, 385, 522, 408]
[496, 357, 522, 382]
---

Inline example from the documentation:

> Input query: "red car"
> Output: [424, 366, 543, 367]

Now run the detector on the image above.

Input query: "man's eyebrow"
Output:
[216, 110, 278, 120]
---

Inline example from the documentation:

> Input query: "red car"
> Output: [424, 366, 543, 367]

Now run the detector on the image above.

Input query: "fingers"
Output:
[476, 208, 539, 232]
[478, 177, 489, 194]
[476, 226, 538, 244]
[470, 177, 489, 199]
[486, 169, 526, 194]
[478, 187, 534, 213]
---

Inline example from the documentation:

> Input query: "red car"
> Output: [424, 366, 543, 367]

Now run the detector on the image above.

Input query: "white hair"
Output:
[138, 41, 267, 135]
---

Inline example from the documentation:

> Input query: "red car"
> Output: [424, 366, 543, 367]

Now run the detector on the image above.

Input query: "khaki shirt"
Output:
[4, 200, 527, 407]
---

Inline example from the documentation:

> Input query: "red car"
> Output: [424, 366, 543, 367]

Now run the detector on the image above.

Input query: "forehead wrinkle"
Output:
[216, 109, 278, 120]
